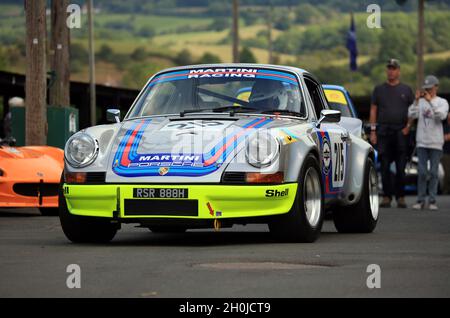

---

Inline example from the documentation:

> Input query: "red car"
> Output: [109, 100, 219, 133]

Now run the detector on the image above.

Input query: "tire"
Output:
[58, 176, 118, 243]
[333, 157, 379, 233]
[269, 154, 324, 243]
[39, 207, 59, 216]
[149, 227, 187, 233]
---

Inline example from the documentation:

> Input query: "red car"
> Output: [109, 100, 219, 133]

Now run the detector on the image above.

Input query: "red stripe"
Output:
[120, 121, 144, 167]
[325, 173, 341, 194]
[150, 71, 296, 83]
[256, 72, 297, 81]
[184, 71, 257, 76]
[207, 202, 214, 216]
[203, 118, 267, 166]
[149, 72, 190, 83]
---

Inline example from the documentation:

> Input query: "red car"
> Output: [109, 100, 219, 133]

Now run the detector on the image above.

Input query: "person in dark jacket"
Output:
[369, 59, 414, 208]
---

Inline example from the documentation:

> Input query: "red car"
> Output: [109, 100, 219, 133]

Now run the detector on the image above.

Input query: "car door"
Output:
[304, 76, 348, 197]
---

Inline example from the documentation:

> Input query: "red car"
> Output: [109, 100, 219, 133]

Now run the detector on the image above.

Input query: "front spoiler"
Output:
[63, 183, 298, 220]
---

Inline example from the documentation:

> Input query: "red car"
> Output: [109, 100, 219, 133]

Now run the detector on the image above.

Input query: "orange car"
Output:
[0, 141, 64, 215]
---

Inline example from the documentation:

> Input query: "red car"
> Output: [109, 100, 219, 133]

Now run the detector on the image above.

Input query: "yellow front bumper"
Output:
[63, 183, 298, 219]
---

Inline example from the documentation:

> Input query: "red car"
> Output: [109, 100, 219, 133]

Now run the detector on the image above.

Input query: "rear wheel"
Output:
[58, 177, 118, 243]
[333, 157, 378, 233]
[269, 154, 324, 243]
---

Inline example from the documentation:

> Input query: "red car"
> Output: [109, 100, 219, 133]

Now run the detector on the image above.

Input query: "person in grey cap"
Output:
[369, 59, 415, 208]
[408, 75, 449, 210]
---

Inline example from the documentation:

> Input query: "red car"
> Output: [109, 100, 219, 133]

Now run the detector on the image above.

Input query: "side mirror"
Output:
[107, 109, 121, 123]
[316, 109, 341, 128]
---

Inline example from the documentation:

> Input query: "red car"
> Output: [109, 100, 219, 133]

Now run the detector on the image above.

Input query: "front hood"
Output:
[106, 116, 276, 182]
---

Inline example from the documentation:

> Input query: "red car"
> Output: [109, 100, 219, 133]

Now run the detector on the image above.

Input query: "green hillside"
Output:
[1, 1, 450, 96]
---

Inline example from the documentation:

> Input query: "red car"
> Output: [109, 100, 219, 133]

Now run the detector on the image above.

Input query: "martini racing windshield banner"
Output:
[147, 68, 299, 87]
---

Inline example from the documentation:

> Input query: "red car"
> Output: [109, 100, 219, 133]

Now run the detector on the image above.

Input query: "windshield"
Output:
[126, 67, 305, 118]
[327, 102, 353, 117]
[323, 88, 353, 118]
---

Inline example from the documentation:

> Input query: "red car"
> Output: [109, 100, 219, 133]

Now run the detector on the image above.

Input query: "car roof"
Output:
[152, 63, 308, 77]
[322, 84, 347, 93]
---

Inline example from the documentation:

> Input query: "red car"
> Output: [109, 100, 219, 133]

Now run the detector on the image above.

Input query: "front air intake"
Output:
[221, 172, 246, 184]
[13, 183, 59, 197]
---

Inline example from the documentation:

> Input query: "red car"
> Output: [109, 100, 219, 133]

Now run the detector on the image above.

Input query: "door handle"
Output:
[341, 132, 349, 142]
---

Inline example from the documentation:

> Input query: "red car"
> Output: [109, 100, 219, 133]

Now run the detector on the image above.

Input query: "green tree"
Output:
[70, 43, 88, 61]
[122, 62, 160, 88]
[131, 47, 147, 61]
[239, 47, 257, 63]
[294, 4, 324, 24]
[97, 44, 114, 62]
[241, 10, 260, 26]
[0, 47, 7, 70]
[274, 17, 291, 31]
[207, 1, 232, 17]
[209, 17, 230, 31]
[137, 25, 156, 38]
[197, 52, 222, 64]
[175, 49, 194, 65]
[377, 26, 415, 64]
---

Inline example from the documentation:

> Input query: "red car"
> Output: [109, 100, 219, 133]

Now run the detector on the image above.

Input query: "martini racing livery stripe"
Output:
[112, 117, 273, 177]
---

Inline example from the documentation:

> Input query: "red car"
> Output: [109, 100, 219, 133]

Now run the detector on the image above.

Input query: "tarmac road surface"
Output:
[0, 196, 449, 298]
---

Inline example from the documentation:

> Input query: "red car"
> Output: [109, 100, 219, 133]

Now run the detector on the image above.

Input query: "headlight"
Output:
[246, 131, 279, 167]
[64, 133, 99, 168]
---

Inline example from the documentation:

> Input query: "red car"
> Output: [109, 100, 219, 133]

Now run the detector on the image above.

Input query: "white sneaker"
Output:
[429, 203, 439, 211]
[412, 202, 424, 210]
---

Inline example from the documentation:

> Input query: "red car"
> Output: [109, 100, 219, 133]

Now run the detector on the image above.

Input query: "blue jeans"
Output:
[417, 147, 443, 204]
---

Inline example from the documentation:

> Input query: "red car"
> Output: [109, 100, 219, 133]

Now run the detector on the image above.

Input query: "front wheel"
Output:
[333, 157, 379, 233]
[58, 178, 118, 243]
[269, 154, 324, 243]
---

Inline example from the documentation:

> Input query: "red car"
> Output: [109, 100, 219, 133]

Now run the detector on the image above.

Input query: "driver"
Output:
[249, 79, 288, 111]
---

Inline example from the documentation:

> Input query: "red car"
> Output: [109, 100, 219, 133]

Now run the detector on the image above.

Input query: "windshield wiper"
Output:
[180, 105, 259, 117]
[212, 105, 259, 114]
[261, 109, 304, 117]
[180, 108, 214, 117]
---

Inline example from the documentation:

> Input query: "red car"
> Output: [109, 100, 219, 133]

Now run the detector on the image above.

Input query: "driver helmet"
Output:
[249, 80, 288, 110]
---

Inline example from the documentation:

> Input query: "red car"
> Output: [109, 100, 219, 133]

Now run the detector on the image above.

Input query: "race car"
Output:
[60, 64, 379, 243]
[0, 137, 64, 215]
[322, 84, 365, 139]
[322, 84, 358, 118]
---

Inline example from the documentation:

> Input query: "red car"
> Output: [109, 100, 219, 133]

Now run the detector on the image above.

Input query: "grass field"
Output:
[95, 13, 214, 34]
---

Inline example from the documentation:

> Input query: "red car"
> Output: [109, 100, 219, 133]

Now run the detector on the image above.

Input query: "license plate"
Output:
[133, 188, 189, 199]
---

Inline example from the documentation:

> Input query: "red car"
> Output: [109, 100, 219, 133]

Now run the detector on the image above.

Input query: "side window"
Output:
[304, 77, 327, 119]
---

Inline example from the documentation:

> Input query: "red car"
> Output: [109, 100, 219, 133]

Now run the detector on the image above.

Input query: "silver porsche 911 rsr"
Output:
[60, 64, 378, 243]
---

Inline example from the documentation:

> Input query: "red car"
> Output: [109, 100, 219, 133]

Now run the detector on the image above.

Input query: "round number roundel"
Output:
[322, 137, 331, 175]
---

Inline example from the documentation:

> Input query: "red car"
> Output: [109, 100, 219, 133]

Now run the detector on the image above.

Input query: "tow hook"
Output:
[214, 219, 221, 232]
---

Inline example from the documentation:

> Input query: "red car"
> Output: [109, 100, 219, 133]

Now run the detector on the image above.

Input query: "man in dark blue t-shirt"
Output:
[369, 59, 414, 208]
